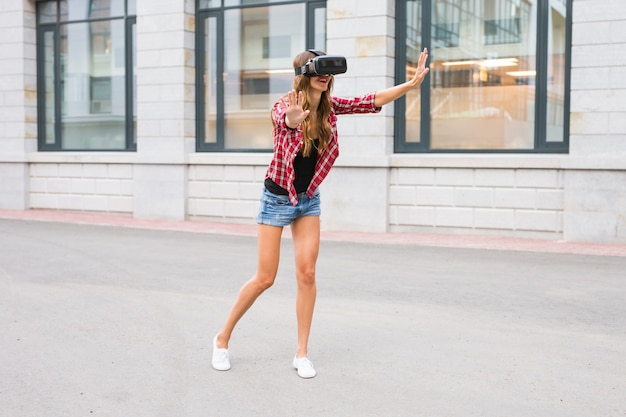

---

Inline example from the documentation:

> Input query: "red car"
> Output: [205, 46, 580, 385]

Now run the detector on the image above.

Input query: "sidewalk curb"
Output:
[2, 209, 626, 257]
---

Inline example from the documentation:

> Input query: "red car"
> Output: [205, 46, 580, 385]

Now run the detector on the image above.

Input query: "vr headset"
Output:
[294, 50, 347, 76]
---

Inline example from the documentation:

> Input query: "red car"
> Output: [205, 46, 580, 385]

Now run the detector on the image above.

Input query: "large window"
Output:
[36, 0, 137, 151]
[395, 0, 572, 152]
[197, 0, 326, 151]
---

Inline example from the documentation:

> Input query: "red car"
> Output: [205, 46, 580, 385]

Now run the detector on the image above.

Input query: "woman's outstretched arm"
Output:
[373, 48, 429, 108]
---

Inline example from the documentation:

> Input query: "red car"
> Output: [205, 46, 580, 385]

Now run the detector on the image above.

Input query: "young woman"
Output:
[212, 48, 430, 378]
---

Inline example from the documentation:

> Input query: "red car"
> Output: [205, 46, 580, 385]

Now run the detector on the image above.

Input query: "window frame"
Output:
[35, 0, 137, 152]
[394, 0, 573, 154]
[195, 0, 326, 152]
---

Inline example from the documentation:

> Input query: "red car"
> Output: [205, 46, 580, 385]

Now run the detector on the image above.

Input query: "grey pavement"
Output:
[1, 218, 625, 417]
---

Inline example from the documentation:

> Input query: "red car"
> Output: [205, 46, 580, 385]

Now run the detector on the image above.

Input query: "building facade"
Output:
[1, 0, 625, 243]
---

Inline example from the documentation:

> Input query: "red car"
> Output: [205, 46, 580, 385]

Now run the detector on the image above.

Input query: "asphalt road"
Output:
[1, 219, 625, 417]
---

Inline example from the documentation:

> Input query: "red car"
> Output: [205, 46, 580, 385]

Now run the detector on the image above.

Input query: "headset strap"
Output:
[295, 50, 325, 75]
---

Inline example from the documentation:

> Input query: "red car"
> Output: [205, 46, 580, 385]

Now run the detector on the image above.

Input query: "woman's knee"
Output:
[297, 268, 316, 287]
[253, 272, 276, 291]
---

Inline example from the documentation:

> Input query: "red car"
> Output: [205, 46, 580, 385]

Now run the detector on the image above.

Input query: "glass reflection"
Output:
[60, 0, 124, 21]
[428, 0, 536, 149]
[43, 31, 56, 145]
[405, 0, 423, 143]
[204, 16, 218, 144]
[546, 0, 567, 142]
[403, 0, 569, 150]
[60, 20, 126, 149]
[223, 5, 306, 149]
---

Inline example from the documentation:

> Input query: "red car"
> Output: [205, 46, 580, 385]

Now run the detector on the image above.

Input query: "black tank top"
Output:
[265, 140, 319, 195]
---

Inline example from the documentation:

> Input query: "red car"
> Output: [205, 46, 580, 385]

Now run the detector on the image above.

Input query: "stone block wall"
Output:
[188, 163, 266, 222]
[0, 1, 36, 210]
[565, 0, 626, 242]
[389, 166, 564, 239]
[29, 163, 133, 214]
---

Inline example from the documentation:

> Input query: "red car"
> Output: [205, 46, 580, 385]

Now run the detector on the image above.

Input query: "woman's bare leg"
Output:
[289, 215, 320, 358]
[215, 224, 284, 348]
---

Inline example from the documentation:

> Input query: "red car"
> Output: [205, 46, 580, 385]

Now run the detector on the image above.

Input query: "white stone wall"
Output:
[29, 162, 133, 213]
[570, 0, 626, 153]
[389, 165, 564, 239]
[0, 0, 36, 209]
[188, 162, 266, 223]
[133, 0, 196, 220]
[321, 0, 395, 231]
[565, 0, 626, 242]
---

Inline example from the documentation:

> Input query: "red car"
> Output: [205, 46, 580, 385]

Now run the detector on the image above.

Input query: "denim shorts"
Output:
[256, 187, 321, 227]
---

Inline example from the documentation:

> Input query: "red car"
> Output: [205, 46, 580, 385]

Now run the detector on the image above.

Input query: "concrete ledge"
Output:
[389, 154, 566, 169]
[188, 152, 272, 166]
[24, 153, 137, 164]
[2, 152, 624, 172]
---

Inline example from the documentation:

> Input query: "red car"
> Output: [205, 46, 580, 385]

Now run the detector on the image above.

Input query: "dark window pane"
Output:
[38, 2, 57, 24]
[43, 30, 56, 145]
[199, 0, 221, 8]
[314, 6, 326, 51]
[203, 16, 218, 145]
[37, 0, 135, 151]
[429, 0, 536, 150]
[546, 1, 567, 143]
[225, 0, 294, 6]
[60, 20, 126, 149]
[222, 5, 305, 149]
[404, 0, 423, 144]
[127, 0, 136, 15]
[59, 0, 124, 22]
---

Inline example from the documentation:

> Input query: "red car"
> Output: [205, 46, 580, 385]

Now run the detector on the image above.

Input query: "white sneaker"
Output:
[292, 356, 316, 378]
[212, 335, 231, 371]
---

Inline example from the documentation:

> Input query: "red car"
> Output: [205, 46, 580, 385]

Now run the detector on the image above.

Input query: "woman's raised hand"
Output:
[282, 90, 310, 128]
[372, 47, 430, 107]
[408, 48, 430, 88]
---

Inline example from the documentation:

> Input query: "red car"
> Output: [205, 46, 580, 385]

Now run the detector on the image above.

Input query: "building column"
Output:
[0, 1, 37, 210]
[133, 0, 195, 220]
[323, 0, 394, 232]
[565, 0, 626, 243]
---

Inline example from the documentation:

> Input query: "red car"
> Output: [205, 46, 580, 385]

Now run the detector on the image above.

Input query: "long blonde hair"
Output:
[289, 50, 334, 157]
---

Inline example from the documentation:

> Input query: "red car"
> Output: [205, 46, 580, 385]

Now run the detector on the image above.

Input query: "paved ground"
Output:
[1, 210, 625, 417]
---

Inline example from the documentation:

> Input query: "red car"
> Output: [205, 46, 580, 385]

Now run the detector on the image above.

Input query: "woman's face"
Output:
[309, 74, 332, 93]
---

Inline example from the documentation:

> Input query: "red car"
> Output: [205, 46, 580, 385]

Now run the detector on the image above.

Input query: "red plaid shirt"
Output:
[267, 92, 381, 205]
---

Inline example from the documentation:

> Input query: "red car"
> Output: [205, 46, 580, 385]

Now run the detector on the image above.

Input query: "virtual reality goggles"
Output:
[294, 50, 347, 76]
